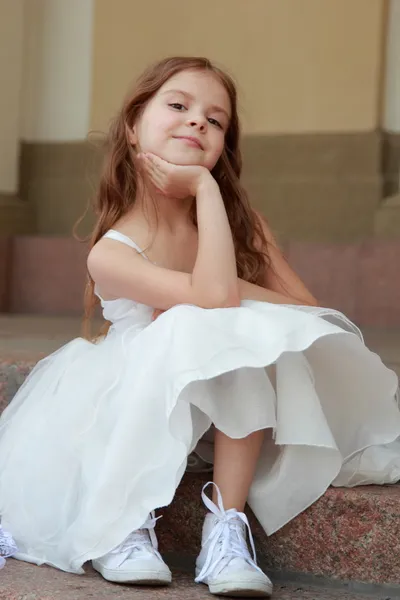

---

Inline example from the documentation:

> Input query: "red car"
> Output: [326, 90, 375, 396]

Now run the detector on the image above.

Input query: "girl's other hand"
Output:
[138, 152, 211, 198]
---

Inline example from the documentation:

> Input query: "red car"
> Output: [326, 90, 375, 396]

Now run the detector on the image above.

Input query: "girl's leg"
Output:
[196, 428, 272, 596]
[212, 428, 265, 511]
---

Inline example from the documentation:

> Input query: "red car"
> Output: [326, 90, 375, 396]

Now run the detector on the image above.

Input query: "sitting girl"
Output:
[0, 56, 399, 598]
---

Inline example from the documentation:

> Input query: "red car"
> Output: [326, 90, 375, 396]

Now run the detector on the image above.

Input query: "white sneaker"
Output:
[92, 513, 171, 585]
[195, 483, 273, 598]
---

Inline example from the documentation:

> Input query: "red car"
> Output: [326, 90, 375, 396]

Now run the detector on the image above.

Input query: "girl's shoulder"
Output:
[101, 229, 145, 254]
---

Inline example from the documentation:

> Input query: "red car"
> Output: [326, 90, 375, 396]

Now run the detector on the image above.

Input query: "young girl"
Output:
[0, 56, 399, 599]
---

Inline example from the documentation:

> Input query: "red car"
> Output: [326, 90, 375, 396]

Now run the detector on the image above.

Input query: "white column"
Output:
[383, 0, 400, 133]
[21, 0, 94, 142]
[0, 0, 24, 194]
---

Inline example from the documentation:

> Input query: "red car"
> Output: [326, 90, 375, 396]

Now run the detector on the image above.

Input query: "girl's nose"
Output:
[187, 117, 206, 131]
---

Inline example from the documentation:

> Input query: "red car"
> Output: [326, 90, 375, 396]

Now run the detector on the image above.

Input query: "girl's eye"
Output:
[169, 103, 186, 111]
[208, 117, 222, 129]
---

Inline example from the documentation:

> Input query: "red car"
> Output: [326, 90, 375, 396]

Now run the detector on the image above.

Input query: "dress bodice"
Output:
[95, 230, 154, 326]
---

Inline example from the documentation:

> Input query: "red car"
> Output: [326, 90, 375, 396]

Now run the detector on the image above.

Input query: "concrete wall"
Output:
[91, 0, 385, 134]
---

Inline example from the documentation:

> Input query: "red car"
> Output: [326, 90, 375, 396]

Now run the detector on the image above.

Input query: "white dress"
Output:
[0, 229, 399, 575]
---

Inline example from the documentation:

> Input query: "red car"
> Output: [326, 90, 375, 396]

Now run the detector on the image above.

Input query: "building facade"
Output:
[1, 0, 399, 242]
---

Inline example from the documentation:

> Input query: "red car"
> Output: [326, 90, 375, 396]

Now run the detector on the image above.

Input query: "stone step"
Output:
[0, 560, 385, 600]
[1, 236, 400, 327]
[1, 316, 400, 592]
[160, 473, 400, 589]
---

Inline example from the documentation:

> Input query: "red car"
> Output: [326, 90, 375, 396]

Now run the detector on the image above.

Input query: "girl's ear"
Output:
[127, 125, 137, 146]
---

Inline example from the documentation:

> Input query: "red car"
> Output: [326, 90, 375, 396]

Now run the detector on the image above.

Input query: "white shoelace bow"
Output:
[195, 482, 264, 583]
[111, 512, 163, 561]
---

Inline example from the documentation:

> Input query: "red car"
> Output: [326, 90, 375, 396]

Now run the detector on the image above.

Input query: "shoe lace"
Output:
[195, 482, 264, 583]
[110, 512, 162, 560]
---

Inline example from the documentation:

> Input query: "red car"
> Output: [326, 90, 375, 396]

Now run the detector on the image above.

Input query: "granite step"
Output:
[1, 237, 400, 327]
[160, 473, 400, 589]
[1, 316, 400, 592]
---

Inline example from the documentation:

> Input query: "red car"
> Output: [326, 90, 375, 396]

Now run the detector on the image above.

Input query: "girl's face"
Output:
[130, 69, 231, 170]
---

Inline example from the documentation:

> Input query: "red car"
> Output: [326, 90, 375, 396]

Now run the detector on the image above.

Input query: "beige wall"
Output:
[91, 0, 386, 135]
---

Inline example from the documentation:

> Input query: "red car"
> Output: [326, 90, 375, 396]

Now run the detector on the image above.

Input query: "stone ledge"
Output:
[261, 482, 400, 587]
[0, 358, 40, 412]
[159, 474, 400, 587]
[2, 236, 400, 327]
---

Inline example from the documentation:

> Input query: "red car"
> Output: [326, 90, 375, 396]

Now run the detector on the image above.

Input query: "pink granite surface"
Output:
[0, 560, 386, 600]
[356, 241, 400, 327]
[4, 236, 400, 325]
[9, 236, 88, 315]
[286, 240, 400, 326]
[286, 242, 359, 320]
[0, 358, 39, 413]
[159, 474, 400, 586]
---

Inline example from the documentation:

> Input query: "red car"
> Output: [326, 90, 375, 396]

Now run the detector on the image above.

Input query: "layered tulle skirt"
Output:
[0, 301, 399, 574]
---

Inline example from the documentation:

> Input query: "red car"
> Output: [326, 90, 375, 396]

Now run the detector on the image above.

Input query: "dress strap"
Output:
[103, 229, 148, 258]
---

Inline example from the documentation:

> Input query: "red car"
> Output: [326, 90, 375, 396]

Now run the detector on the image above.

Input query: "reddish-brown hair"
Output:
[81, 56, 270, 336]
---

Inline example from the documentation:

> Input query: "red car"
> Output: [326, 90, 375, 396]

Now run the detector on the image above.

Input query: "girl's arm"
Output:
[238, 212, 318, 306]
[88, 155, 240, 310]
[237, 279, 313, 305]
[192, 173, 239, 306]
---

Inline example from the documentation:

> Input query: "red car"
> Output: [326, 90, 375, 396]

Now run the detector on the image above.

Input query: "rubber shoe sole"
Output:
[195, 569, 272, 598]
[208, 579, 273, 597]
[92, 561, 172, 586]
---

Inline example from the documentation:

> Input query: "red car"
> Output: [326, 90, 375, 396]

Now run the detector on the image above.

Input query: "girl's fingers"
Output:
[144, 153, 170, 177]
[145, 153, 166, 167]
[138, 153, 170, 195]
[142, 155, 164, 181]
[139, 156, 161, 182]
[145, 169, 167, 195]
[148, 167, 165, 188]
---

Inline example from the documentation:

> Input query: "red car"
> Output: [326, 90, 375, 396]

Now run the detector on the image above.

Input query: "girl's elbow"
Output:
[203, 285, 241, 309]
[221, 291, 241, 308]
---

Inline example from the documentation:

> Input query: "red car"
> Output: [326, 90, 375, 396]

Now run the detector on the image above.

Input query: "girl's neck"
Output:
[136, 181, 194, 232]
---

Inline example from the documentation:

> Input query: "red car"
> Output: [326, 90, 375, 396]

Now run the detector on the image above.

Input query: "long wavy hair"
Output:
[81, 56, 271, 337]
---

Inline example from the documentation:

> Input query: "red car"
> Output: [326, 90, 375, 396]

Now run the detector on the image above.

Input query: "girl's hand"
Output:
[138, 152, 211, 198]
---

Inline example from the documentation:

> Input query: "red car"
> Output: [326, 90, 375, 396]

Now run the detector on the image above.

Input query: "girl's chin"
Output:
[153, 149, 208, 168]
[169, 156, 204, 167]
